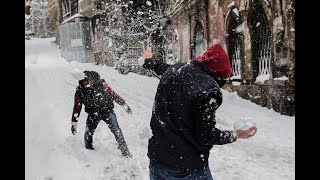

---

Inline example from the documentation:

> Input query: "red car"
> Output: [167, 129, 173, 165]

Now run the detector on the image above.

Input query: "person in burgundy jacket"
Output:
[141, 43, 257, 179]
[70, 70, 132, 158]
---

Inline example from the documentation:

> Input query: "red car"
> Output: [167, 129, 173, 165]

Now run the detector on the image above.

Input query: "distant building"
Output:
[57, 0, 92, 63]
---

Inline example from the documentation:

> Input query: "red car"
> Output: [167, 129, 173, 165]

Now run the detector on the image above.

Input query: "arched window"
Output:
[193, 21, 205, 59]
[226, 11, 243, 80]
[252, 4, 271, 81]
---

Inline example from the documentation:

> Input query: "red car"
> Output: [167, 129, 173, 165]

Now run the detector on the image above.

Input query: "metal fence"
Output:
[59, 19, 92, 63]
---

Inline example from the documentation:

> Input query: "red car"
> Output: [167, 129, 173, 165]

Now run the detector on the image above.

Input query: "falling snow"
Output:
[26, 38, 295, 180]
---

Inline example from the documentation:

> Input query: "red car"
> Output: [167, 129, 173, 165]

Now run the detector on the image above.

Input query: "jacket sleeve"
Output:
[143, 58, 171, 76]
[193, 88, 237, 145]
[71, 89, 82, 122]
[103, 83, 126, 106]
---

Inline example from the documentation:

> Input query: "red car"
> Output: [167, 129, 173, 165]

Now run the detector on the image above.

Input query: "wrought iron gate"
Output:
[229, 28, 242, 80]
[254, 5, 271, 77]
[194, 22, 205, 58]
[231, 43, 242, 79]
[226, 13, 243, 80]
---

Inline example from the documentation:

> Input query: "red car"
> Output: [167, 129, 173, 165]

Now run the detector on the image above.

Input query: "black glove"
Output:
[123, 104, 132, 114]
[71, 122, 77, 135]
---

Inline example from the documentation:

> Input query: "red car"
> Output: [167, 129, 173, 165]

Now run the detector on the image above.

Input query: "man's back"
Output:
[143, 43, 257, 179]
[148, 60, 222, 171]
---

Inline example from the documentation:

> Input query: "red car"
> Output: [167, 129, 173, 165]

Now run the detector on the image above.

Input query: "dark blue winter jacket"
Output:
[144, 59, 237, 171]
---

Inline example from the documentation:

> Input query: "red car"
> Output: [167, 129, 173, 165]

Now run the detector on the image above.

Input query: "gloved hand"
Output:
[71, 121, 77, 135]
[123, 104, 132, 114]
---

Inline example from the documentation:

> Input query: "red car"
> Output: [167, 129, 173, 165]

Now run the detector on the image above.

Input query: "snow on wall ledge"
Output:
[255, 74, 270, 84]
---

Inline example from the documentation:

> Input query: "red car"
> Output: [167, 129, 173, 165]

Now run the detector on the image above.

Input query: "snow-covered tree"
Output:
[25, 0, 50, 37]
[93, 0, 169, 66]
[124, 0, 169, 60]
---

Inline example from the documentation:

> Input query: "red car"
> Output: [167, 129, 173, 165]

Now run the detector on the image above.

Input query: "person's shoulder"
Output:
[101, 80, 110, 88]
[101, 79, 107, 84]
[189, 68, 213, 82]
[188, 70, 219, 92]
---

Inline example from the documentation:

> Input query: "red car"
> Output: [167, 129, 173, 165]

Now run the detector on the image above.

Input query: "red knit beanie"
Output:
[195, 43, 232, 79]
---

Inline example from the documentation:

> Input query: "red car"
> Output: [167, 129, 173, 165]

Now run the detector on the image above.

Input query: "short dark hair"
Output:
[83, 71, 100, 82]
[90, 71, 100, 81]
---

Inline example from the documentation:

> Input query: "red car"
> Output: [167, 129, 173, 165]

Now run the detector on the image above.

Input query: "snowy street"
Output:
[25, 38, 295, 180]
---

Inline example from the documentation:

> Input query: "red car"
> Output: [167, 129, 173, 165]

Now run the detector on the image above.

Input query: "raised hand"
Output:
[142, 44, 153, 59]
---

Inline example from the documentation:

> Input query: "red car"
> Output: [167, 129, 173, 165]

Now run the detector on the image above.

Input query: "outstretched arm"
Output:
[103, 82, 132, 114]
[71, 89, 82, 135]
[103, 82, 126, 106]
[71, 89, 82, 123]
[194, 88, 257, 145]
[141, 45, 171, 76]
[143, 58, 171, 76]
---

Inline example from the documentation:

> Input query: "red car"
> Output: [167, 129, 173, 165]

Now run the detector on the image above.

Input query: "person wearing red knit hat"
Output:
[195, 43, 232, 80]
[141, 43, 257, 180]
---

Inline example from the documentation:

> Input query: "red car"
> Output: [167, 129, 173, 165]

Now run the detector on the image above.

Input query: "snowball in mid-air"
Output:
[146, 1, 152, 6]
[71, 68, 85, 81]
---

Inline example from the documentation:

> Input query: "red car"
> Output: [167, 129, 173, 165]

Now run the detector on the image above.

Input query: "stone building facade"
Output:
[163, 0, 295, 116]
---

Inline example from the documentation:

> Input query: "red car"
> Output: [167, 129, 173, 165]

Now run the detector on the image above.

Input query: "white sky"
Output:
[25, 38, 295, 180]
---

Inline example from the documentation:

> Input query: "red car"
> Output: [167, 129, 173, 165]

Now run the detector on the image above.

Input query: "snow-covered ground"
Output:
[25, 38, 295, 180]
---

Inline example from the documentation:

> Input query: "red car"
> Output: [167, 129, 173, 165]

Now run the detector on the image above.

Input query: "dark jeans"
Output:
[84, 110, 131, 156]
[149, 160, 213, 180]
